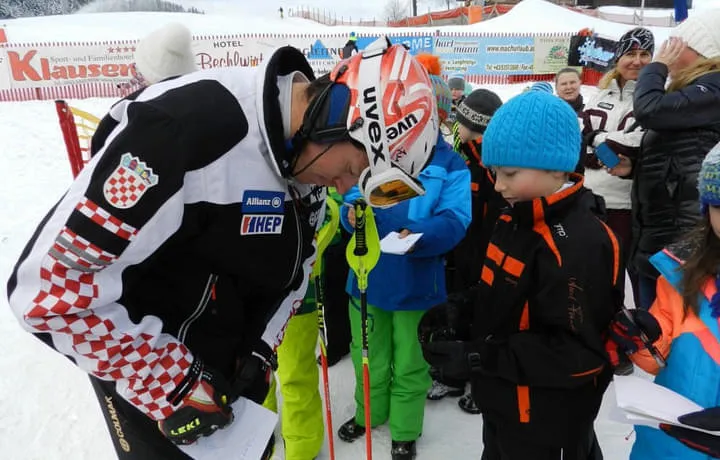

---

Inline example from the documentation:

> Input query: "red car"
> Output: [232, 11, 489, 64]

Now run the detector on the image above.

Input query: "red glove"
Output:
[578, 27, 594, 37]
[604, 308, 662, 368]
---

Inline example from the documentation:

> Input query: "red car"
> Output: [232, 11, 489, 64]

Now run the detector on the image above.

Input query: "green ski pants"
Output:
[349, 298, 431, 442]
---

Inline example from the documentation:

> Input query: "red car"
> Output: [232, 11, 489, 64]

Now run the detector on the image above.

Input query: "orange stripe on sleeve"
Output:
[486, 243, 504, 266]
[598, 220, 620, 285]
[481, 265, 494, 286]
[503, 256, 525, 278]
[517, 385, 530, 423]
[519, 301, 529, 330]
[571, 365, 604, 378]
[532, 200, 562, 266]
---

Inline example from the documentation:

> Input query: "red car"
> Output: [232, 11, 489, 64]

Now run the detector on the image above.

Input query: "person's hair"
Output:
[681, 213, 720, 316]
[668, 56, 720, 92]
[304, 73, 333, 102]
[598, 68, 620, 90]
[554, 67, 581, 84]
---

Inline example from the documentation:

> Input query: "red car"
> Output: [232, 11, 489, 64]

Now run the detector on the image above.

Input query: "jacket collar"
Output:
[510, 174, 585, 229]
[255, 46, 315, 178]
[606, 78, 636, 102]
[504, 174, 585, 267]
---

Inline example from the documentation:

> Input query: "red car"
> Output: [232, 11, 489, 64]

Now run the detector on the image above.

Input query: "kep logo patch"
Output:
[242, 190, 285, 214]
[241, 215, 284, 235]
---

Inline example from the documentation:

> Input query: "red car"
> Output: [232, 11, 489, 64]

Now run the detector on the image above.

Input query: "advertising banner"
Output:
[0, 34, 351, 90]
[434, 35, 535, 76]
[0, 42, 136, 89]
[193, 35, 349, 77]
[355, 35, 434, 55]
[533, 35, 572, 74]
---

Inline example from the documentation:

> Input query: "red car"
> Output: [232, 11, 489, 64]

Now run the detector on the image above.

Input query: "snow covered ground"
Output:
[0, 0, 691, 458]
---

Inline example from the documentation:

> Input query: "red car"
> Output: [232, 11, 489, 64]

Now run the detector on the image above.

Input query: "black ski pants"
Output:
[481, 417, 603, 460]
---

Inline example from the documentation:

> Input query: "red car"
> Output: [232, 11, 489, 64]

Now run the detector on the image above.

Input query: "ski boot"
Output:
[427, 379, 464, 400]
[391, 440, 417, 460]
[338, 417, 365, 442]
[458, 393, 481, 414]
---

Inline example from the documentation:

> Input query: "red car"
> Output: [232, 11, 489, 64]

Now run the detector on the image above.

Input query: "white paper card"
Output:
[613, 375, 720, 436]
[380, 231, 423, 255]
[179, 397, 278, 460]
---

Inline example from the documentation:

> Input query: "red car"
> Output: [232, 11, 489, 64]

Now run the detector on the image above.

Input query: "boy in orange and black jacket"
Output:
[420, 91, 624, 459]
[448, 89, 505, 293]
[430, 89, 505, 410]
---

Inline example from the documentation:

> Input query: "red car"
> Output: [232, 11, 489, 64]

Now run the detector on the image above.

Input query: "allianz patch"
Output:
[241, 215, 284, 235]
[242, 190, 285, 214]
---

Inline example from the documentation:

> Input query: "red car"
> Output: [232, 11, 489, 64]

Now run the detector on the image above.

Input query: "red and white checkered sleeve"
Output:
[8, 103, 195, 421]
[10, 194, 194, 421]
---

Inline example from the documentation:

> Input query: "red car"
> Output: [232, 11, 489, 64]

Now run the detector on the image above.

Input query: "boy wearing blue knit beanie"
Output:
[419, 91, 625, 459]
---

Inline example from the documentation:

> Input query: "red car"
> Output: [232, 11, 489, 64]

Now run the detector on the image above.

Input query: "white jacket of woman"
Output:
[583, 79, 644, 210]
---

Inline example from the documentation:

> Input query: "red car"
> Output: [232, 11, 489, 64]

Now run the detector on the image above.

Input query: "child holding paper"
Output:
[337, 60, 472, 460]
[609, 144, 720, 459]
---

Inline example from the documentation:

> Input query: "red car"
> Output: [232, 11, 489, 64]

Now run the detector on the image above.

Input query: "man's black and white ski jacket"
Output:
[7, 47, 325, 420]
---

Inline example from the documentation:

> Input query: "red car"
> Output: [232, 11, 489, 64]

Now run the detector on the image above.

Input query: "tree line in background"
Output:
[1, 0, 203, 18]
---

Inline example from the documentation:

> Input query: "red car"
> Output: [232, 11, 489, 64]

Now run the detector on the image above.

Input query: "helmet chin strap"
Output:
[291, 142, 336, 178]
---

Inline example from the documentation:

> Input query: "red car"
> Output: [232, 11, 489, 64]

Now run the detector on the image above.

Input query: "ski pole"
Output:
[313, 198, 340, 460]
[346, 200, 381, 460]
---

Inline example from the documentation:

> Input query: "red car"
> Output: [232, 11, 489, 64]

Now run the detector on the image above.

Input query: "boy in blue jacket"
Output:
[336, 72, 472, 460]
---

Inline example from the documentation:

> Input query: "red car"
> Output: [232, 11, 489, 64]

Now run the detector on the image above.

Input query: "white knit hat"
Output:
[134, 23, 197, 84]
[674, 10, 720, 59]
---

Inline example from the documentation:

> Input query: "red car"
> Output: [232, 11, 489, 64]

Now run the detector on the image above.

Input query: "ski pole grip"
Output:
[353, 200, 368, 257]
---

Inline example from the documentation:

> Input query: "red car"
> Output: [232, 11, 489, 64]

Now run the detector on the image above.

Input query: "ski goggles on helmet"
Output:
[358, 165, 425, 208]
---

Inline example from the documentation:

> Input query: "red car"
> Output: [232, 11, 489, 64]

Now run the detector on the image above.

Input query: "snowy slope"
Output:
[0, 0, 674, 458]
[1, 0, 678, 44]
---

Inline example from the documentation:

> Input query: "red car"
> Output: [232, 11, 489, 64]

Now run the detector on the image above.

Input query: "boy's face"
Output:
[493, 167, 567, 207]
[451, 88, 464, 100]
[457, 124, 481, 144]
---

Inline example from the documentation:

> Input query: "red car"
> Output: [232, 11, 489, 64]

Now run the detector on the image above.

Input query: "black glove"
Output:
[661, 407, 720, 458]
[606, 308, 662, 358]
[230, 344, 277, 404]
[421, 340, 474, 381]
[418, 291, 475, 345]
[158, 359, 234, 445]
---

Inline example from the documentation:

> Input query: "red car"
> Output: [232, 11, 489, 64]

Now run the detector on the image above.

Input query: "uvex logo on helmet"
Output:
[363, 86, 386, 166]
[387, 112, 419, 140]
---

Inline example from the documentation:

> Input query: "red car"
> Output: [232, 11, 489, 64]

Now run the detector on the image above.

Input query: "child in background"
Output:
[420, 91, 624, 459]
[428, 89, 505, 415]
[608, 145, 720, 459]
[447, 75, 467, 126]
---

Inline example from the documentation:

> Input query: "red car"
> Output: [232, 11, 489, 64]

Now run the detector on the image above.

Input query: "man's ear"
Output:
[550, 170, 569, 181]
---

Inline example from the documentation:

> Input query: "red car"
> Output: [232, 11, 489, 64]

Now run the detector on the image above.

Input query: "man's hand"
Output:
[158, 359, 234, 445]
